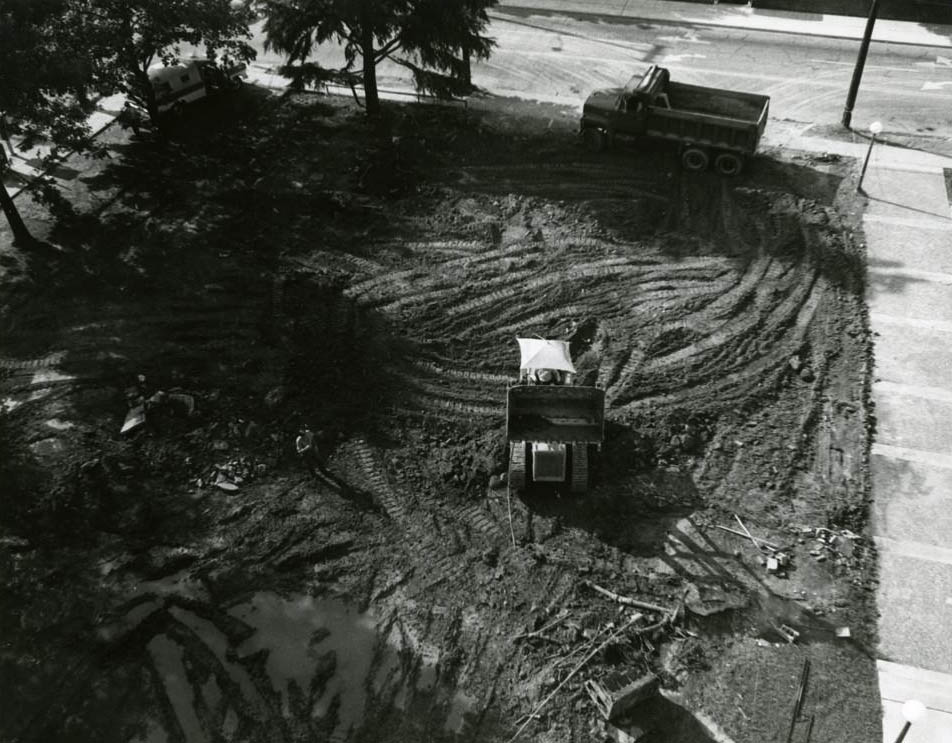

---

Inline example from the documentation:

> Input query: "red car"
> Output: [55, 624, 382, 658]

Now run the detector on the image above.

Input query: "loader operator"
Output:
[296, 425, 349, 492]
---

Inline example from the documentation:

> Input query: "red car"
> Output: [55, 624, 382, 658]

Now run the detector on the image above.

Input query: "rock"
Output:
[799, 367, 815, 382]
[264, 385, 287, 408]
[684, 583, 748, 616]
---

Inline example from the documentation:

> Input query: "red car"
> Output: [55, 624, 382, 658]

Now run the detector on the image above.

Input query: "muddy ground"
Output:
[0, 88, 881, 743]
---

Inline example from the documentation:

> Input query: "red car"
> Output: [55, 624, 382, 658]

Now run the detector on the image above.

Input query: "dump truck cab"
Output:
[507, 338, 605, 494]
[581, 65, 670, 139]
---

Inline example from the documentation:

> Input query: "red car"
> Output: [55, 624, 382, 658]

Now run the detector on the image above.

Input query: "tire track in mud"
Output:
[344, 439, 506, 577]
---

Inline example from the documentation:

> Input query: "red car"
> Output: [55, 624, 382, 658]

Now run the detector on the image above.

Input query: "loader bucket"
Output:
[506, 385, 605, 444]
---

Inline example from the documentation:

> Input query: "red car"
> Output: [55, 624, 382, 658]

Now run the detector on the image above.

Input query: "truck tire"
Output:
[582, 128, 606, 152]
[570, 445, 589, 494]
[509, 441, 526, 491]
[681, 147, 710, 172]
[714, 152, 744, 176]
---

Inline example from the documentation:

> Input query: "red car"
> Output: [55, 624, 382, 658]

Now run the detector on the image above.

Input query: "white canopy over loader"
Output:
[516, 338, 576, 374]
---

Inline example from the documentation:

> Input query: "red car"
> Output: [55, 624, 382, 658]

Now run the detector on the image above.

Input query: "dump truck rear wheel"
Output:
[570, 445, 589, 493]
[714, 152, 744, 176]
[582, 128, 606, 152]
[681, 147, 710, 171]
[509, 441, 526, 491]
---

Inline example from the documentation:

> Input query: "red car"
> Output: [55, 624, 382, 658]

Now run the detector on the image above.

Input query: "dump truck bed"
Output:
[506, 385, 605, 443]
[645, 81, 769, 153]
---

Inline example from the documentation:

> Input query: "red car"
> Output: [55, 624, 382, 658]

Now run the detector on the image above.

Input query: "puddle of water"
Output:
[229, 593, 382, 739]
[30, 368, 75, 385]
[148, 634, 208, 743]
[168, 606, 266, 715]
[44, 417, 75, 430]
[445, 690, 476, 735]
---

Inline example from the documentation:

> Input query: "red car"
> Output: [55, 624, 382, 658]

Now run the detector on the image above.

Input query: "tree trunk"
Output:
[360, 25, 381, 117]
[462, 47, 472, 88]
[135, 68, 161, 126]
[0, 167, 34, 245]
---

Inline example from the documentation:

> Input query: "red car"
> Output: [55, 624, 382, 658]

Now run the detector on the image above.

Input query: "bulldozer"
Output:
[507, 338, 605, 494]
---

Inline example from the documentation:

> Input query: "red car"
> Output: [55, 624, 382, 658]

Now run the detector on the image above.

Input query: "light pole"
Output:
[894, 699, 927, 743]
[857, 120, 882, 194]
[842, 0, 881, 129]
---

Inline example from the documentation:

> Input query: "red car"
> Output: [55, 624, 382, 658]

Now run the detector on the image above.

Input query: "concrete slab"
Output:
[871, 453, 952, 549]
[862, 167, 951, 221]
[872, 322, 952, 391]
[876, 547, 952, 674]
[867, 279, 952, 325]
[864, 220, 952, 275]
[873, 393, 952, 454]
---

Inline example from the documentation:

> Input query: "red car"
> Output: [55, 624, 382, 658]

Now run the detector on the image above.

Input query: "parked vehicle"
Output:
[148, 58, 248, 115]
[506, 338, 605, 494]
[579, 65, 770, 175]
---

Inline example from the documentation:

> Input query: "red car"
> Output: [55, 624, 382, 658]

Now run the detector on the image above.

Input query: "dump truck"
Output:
[507, 338, 605, 494]
[148, 57, 248, 115]
[579, 64, 770, 175]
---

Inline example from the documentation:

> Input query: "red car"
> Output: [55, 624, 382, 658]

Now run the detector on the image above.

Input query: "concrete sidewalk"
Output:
[496, 0, 952, 47]
[855, 138, 952, 742]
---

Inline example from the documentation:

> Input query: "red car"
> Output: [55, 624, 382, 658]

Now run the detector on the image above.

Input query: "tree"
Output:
[260, 0, 497, 117]
[70, 0, 257, 124]
[0, 0, 92, 244]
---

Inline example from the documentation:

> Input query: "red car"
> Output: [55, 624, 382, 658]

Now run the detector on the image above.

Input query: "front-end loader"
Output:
[507, 338, 605, 494]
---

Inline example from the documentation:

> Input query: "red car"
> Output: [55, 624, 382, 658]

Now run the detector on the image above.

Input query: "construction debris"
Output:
[120, 404, 146, 434]
[582, 581, 675, 618]
[585, 671, 660, 722]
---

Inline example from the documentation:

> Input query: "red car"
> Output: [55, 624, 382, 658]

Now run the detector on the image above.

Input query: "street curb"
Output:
[493, 1, 952, 48]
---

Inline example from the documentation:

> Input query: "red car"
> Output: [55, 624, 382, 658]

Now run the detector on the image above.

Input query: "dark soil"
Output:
[0, 87, 879, 743]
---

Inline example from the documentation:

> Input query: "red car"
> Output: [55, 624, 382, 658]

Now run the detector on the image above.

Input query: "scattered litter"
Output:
[835, 626, 851, 639]
[774, 624, 800, 644]
[766, 557, 780, 573]
[120, 404, 146, 434]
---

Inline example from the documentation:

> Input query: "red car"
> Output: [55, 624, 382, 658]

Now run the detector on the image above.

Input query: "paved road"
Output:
[245, 6, 952, 135]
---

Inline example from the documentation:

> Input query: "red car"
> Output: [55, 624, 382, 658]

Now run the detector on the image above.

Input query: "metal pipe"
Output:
[894, 721, 912, 743]
[857, 134, 876, 193]
[842, 0, 881, 128]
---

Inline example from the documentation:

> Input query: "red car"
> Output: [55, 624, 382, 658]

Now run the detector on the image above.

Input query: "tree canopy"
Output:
[260, 0, 498, 116]
[0, 0, 93, 243]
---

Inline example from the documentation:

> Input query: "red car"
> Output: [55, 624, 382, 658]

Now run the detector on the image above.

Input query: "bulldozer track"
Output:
[351, 439, 410, 524]
[408, 359, 509, 385]
[0, 351, 68, 370]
